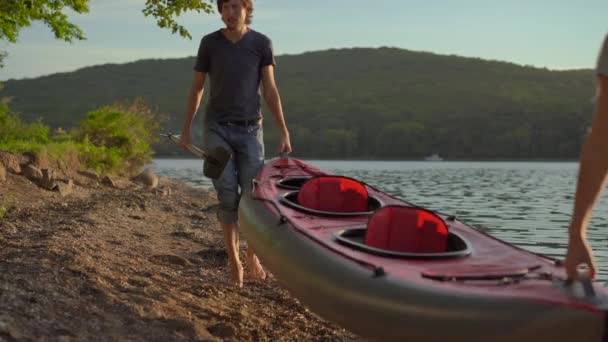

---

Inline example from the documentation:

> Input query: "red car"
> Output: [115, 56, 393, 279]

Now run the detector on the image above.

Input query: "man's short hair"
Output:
[217, 0, 254, 25]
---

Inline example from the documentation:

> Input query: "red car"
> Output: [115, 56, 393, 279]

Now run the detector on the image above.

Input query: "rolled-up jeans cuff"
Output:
[217, 209, 238, 224]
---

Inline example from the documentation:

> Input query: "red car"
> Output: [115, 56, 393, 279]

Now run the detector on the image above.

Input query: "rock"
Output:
[102, 176, 116, 188]
[148, 254, 190, 267]
[40, 168, 56, 190]
[22, 151, 36, 164]
[54, 179, 74, 196]
[153, 187, 172, 196]
[0, 316, 23, 340]
[0, 151, 25, 174]
[0, 165, 6, 182]
[132, 169, 159, 189]
[207, 322, 237, 339]
[74, 178, 95, 188]
[22, 164, 43, 181]
[74, 171, 100, 188]
[77, 170, 100, 181]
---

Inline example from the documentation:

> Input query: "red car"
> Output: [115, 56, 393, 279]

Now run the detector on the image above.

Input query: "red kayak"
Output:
[239, 157, 608, 342]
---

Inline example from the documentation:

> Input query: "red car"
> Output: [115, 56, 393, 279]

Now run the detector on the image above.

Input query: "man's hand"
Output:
[178, 131, 193, 151]
[565, 232, 596, 280]
[279, 131, 292, 154]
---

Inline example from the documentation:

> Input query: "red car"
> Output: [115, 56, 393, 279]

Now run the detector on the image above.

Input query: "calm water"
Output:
[150, 159, 608, 281]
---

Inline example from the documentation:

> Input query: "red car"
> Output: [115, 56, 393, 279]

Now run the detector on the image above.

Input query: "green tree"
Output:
[143, 0, 214, 40]
[0, 0, 89, 43]
[0, 0, 214, 45]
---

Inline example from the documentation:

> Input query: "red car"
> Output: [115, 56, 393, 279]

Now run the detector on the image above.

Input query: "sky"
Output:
[1, 0, 607, 81]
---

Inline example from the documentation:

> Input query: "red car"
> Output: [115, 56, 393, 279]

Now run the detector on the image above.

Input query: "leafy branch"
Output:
[0, 0, 89, 43]
[142, 0, 215, 40]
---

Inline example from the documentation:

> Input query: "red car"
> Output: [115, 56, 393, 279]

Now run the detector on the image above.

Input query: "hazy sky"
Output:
[1, 0, 607, 81]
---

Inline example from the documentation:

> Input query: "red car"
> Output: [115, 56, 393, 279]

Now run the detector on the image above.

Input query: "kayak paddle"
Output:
[160, 133, 231, 179]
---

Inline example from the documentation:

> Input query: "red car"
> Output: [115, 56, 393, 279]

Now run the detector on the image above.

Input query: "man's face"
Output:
[221, 0, 247, 30]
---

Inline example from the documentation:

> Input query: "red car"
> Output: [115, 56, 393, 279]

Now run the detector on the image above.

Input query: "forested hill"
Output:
[1, 47, 596, 159]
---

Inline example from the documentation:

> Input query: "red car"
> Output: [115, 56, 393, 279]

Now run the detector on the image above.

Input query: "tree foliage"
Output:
[0, 0, 89, 43]
[143, 0, 215, 40]
[0, 102, 49, 144]
[0, 0, 215, 46]
[76, 99, 161, 173]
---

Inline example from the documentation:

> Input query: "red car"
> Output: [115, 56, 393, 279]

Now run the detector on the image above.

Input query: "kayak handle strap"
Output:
[564, 266, 596, 299]
[580, 277, 596, 297]
[578, 266, 596, 298]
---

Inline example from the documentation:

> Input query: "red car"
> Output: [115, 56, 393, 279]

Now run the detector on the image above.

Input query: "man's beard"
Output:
[224, 19, 242, 31]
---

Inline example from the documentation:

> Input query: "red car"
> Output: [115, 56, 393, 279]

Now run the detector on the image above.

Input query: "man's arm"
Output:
[565, 75, 608, 279]
[179, 71, 206, 147]
[261, 65, 292, 154]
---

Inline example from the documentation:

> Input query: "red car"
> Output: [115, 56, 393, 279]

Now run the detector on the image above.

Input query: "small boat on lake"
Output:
[239, 157, 608, 342]
[424, 153, 444, 161]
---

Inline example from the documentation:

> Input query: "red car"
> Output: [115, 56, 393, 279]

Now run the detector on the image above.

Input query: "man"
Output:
[179, 0, 292, 288]
[565, 34, 608, 281]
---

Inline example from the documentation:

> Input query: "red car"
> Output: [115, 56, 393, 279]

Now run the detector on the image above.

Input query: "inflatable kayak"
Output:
[239, 157, 608, 342]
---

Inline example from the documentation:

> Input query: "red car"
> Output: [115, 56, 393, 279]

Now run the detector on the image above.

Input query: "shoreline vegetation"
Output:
[0, 101, 357, 340]
[0, 99, 160, 177]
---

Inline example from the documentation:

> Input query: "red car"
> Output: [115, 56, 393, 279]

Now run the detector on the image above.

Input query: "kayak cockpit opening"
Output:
[334, 227, 471, 259]
[279, 191, 382, 216]
[279, 175, 382, 216]
[335, 206, 471, 258]
[276, 177, 311, 190]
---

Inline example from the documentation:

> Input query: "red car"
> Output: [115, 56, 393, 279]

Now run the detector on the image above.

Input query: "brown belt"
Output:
[218, 118, 262, 127]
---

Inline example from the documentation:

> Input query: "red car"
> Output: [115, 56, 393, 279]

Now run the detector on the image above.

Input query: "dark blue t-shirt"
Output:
[194, 29, 275, 123]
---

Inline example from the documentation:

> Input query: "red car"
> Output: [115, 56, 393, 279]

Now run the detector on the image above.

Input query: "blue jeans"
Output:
[203, 120, 264, 224]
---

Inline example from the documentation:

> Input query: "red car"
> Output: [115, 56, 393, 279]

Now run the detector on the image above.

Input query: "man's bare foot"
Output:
[231, 261, 244, 288]
[247, 255, 267, 280]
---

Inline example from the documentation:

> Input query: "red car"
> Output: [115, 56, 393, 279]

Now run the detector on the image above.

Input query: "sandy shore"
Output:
[0, 164, 359, 341]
